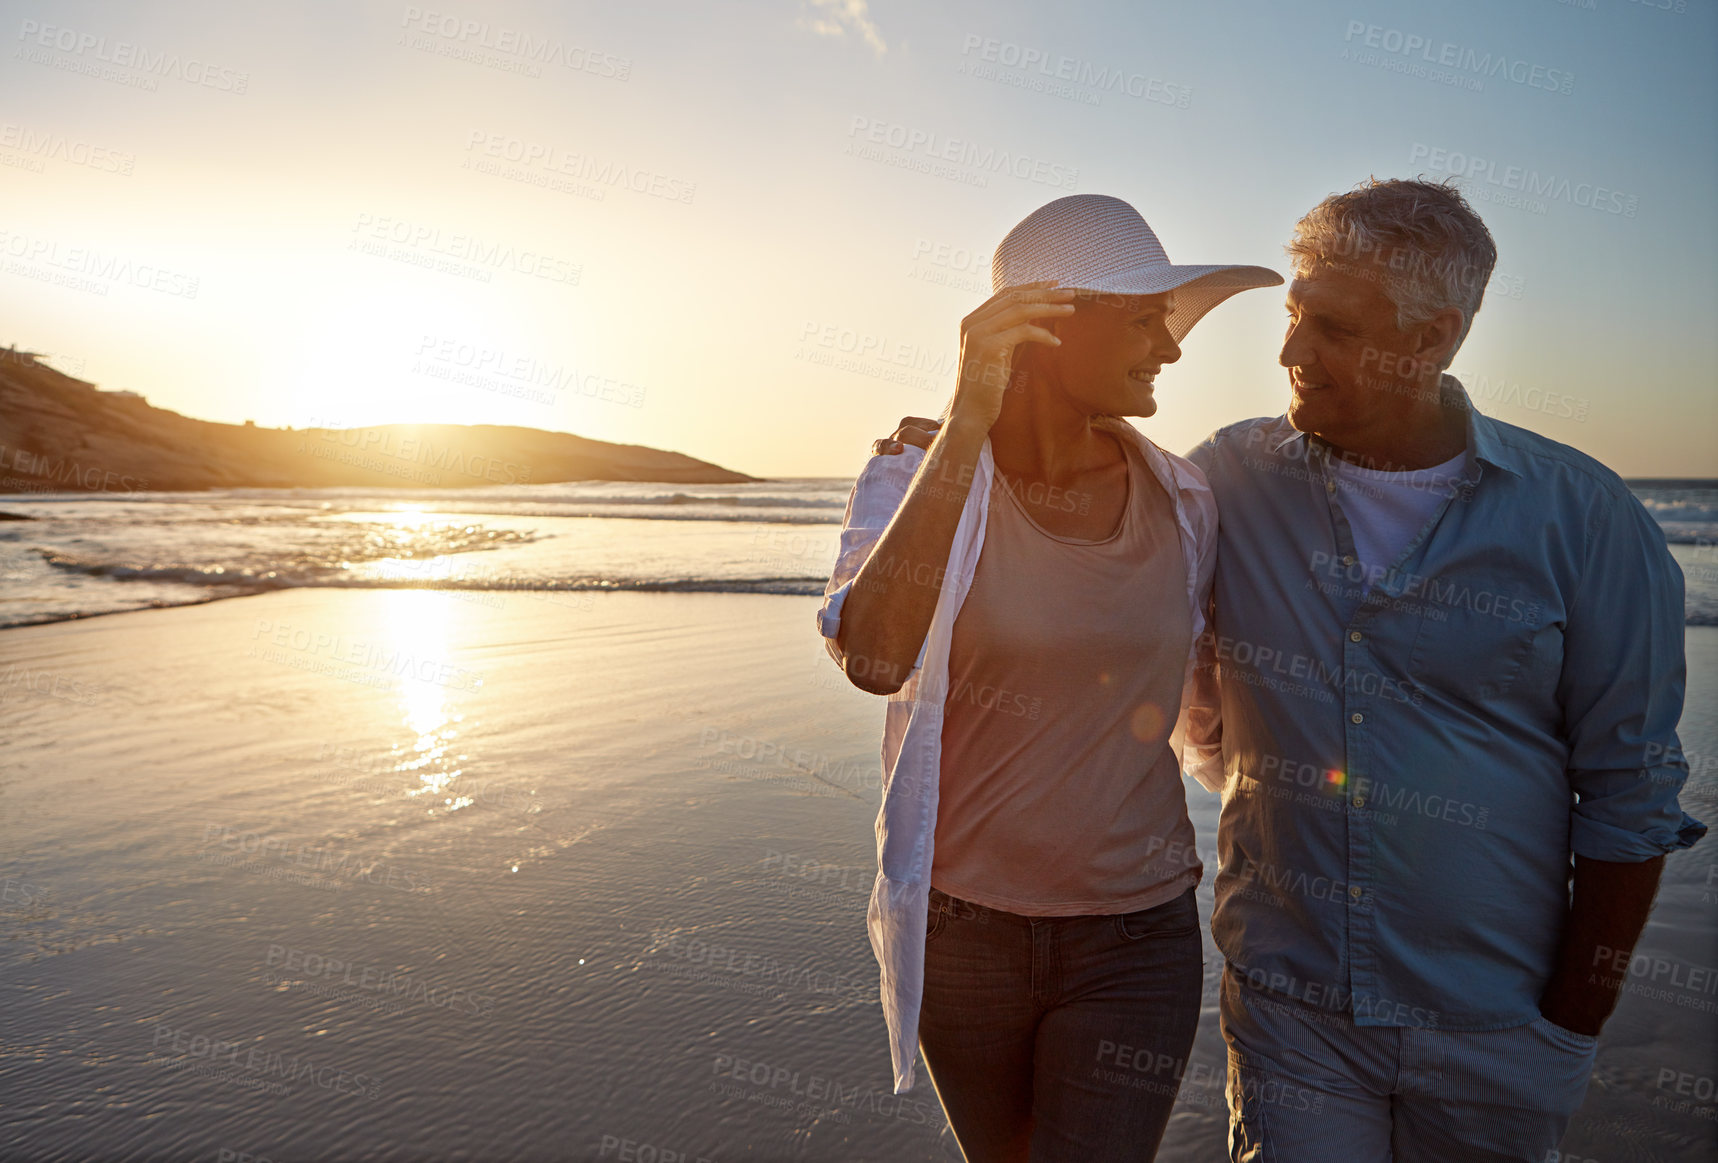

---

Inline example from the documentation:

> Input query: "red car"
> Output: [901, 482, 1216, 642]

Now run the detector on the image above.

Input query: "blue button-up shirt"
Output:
[1186, 378, 1706, 1031]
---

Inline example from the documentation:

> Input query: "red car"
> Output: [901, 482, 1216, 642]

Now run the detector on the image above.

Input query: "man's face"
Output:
[1039, 290, 1180, 418]
[1279, 267, 1440, 449]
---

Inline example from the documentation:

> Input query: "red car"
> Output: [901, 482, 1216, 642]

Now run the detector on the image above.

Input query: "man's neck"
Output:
[1321, 377, 1470, 472]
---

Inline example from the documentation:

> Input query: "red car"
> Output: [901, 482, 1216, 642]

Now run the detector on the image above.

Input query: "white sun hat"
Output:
[992, 194, 1283, 341]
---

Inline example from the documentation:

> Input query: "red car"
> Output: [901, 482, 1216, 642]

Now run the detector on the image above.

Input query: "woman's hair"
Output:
[1286, 177, 1497, 367]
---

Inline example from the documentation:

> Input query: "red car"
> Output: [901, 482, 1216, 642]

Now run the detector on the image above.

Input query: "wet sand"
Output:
[0, 590, 1711, 1161]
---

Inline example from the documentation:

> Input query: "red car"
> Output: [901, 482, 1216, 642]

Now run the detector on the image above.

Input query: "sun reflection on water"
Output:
[379, 591, 477, 815]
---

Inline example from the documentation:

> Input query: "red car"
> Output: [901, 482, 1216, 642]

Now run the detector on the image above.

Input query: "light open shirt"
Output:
[816, 417, 1220, 1094]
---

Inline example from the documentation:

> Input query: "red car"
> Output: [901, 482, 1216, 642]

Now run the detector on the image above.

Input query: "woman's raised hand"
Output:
[948, 281, 1076, 434]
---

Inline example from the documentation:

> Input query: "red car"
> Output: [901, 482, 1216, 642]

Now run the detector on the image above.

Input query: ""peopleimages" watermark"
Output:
[1409, 143, 1638, 218]
[844, 115, 1079, 191]
[15, 18, 250, 93]
[1341, 20, 1574, 95]
[397, 6, 630, 80]
[147, 1023, 381, 1100]
[956, 33, 1192, 109]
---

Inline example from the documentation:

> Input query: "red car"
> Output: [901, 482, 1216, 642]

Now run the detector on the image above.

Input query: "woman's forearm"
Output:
[836, 416, 988, 694]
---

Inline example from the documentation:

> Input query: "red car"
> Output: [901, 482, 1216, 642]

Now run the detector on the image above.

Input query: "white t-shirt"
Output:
[1327, 448, 1468, 585]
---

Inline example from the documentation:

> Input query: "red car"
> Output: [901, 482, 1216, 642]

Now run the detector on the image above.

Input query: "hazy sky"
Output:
[2, 0, 1713, 478]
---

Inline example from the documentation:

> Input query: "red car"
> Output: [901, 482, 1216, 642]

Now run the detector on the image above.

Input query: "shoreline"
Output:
[0, 576, 831, 632]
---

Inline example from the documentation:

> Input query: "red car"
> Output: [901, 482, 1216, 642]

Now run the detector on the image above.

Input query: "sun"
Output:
[285, 273, 519, 429]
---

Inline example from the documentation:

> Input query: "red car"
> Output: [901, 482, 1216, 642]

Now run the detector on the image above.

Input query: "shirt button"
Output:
[1351, 712, 1364, 724]
[1353, 796, 1366, 808]
[1342, 554, 1356, 566]
[1326, 480, 1337, 494]
[1349, 630, 1363, 642]
[1349, 885, 1363, 899]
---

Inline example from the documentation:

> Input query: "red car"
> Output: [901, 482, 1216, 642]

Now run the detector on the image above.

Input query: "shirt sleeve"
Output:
[1179, 463, 1225, 793]
[1170, 431, 1223, 791]
[1558, 486, 1708, 860]
[816, 447, 923, 668]
[1183, 427, 1222, 477]
[1183, 596, 1224, 792]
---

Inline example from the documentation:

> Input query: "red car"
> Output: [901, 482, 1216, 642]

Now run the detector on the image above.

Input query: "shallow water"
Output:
[0, 592, 1711, 1161]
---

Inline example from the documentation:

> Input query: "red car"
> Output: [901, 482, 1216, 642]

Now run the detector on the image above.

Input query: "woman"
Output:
[815, 193, 1278, 1161]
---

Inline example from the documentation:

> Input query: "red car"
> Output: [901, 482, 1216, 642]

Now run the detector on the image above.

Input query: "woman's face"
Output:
[1031, 290, 1181, 418]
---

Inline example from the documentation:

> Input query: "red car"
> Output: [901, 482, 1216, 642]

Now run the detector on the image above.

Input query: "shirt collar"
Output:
[1267, 374, 1523, 480]
[1093, 414, 1209, 500]
[1447, 376, 1524, 479]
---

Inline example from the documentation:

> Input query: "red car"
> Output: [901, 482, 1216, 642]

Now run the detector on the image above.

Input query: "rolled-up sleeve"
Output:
[1558, 487, 1708, 860]
[817, 448, 922, 666]
[1182, 600, 1224, 792]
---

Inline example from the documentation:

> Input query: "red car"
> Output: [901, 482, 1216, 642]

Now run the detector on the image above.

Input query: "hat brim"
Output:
[1021, 262, 1284, 342]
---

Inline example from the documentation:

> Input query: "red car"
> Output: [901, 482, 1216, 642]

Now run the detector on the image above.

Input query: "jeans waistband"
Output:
[927, 883, 1196, 921]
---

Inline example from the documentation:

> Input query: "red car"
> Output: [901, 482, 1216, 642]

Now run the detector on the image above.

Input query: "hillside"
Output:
[0, 350, 754, 492]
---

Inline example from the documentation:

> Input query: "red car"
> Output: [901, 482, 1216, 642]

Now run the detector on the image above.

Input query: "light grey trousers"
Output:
[1220, 964, 1596, 1162]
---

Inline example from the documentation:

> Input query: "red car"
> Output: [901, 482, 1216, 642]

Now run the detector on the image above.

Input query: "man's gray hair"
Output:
[1287, 177, 1498, 366]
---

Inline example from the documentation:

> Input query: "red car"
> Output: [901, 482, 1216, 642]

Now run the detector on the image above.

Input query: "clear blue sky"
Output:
[2, 0, 1712, 477]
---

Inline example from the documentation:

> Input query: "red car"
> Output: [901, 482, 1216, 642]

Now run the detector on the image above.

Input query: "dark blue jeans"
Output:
[917, 884, 1204, 1162]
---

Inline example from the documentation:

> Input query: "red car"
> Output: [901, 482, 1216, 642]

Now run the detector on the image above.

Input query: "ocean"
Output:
[2, 478, 1714, 630]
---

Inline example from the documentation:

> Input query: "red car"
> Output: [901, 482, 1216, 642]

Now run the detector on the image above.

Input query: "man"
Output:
[876, 178, 1705, 1160]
